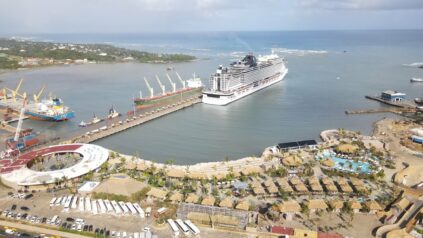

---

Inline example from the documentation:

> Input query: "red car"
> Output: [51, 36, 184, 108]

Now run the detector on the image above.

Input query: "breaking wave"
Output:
[403, 62, 423, 68]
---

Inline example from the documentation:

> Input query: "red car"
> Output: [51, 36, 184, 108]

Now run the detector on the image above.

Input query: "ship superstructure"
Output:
[202, 53, 288, 105]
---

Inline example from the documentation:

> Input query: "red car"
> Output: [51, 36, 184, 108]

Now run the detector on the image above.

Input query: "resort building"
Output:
[350, 201, 362, 213]
[336, 178, 354, 193]
[250, 180, 266, 196]
[305, 199, 328, 213]
[276, 140, 318, 152]
[235, 200, 250, 211]
[169, 192, 183, 203]
[328, 199, 344, 213]
[263, 179, 279, 195]
[201, 196, 216, 206]
[308, 177, 324, 194]
[185, 193, 200, 204]
[381, 90, 406, 102]
[219, 197, 233, 209]
[365, 201, 383, 214]
[275, 177, 294, 193]
[321, 177, 339, 194]
[146, 187, 167, 200]
[277, 200, 301, 220]
[290, 177, 309, 194]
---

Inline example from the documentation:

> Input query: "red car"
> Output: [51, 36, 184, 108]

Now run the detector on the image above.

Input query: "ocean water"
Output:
[0, 30, 422, 164]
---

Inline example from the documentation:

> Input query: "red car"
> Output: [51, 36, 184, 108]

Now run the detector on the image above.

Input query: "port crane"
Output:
[175, 72, 186, 89]
[5, 78, 24, 102]
[166, 74, 176, 93]
[144, 77, 154, 98]
[155, 75, 166, 95]
[14, 99, 26, 143]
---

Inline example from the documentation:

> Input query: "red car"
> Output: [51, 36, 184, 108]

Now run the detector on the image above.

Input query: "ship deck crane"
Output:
[166, 74, 176, 93]
[144, 77, 154, 98]
[155, 75, 166, 95]
[33, 86, 45, 103]
[5, 78, 24, 102]
[175, 72, 186, 89]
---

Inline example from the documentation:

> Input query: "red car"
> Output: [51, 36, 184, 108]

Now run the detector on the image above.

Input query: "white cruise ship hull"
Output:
[202, 69, 288, 105]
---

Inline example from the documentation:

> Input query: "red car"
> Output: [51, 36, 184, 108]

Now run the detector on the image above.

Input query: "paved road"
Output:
[0, 220, 89, 238]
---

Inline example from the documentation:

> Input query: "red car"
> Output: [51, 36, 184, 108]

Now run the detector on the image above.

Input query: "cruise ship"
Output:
[202, 53, 288, 105]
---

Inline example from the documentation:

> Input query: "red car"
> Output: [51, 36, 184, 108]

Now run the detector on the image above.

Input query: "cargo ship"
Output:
[0, 79, 75, 121]
[24, 97, 75, 121]
[134, 73, 202, 109]
[202, 53, 288, 105]
[5, 128, 40, 151]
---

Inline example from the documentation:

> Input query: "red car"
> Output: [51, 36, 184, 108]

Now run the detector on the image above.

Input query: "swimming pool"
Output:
[332, 156, 371, 174]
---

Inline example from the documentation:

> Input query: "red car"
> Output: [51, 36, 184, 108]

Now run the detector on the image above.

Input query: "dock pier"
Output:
[74, 96, 202, 143]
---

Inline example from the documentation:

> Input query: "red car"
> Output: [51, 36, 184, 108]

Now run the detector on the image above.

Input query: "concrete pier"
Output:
[74, 96, 202, 143]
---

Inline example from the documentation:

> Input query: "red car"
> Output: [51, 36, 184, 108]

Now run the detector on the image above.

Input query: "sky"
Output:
[0, 0, 422, 34]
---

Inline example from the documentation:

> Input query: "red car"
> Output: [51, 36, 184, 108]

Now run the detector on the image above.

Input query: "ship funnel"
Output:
[144, 77, 154, 98]
[175, 72, 186, 89]
[155, 75, 166, 95]
[166, 74, 176, 93]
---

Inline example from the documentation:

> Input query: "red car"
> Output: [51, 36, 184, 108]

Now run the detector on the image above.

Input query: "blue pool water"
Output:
[332, 156, 371, 174]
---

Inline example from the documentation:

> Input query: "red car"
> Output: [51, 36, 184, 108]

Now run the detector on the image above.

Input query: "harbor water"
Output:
[0, 30, 422, 164]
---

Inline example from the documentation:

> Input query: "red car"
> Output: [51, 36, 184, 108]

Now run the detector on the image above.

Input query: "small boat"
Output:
[91, 114, 102, 124]
[107, 106, 121, 119]
[410, 77, 423, 83]
[415, 98, 423, 105]
[79, 121, 87, 127]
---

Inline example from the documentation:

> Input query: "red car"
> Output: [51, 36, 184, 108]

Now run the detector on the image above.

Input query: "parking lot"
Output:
[0, 191, 248, 238]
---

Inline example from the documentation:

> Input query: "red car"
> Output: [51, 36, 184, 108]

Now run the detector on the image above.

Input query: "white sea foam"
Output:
[403, 62, 423, 67]
[272, 47, 328, 56]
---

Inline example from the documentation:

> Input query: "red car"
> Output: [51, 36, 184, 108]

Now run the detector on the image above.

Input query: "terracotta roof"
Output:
[305, 199, 328, 210]
[185, 193, 199, 203]
[235, 200, 250, 211]
[278, 200, 301, 213]
[219, 197, 233, 208]
[271, 226, 294, 235]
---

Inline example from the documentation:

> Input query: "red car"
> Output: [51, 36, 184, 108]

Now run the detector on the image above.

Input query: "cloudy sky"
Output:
[0, 0, 422, 34]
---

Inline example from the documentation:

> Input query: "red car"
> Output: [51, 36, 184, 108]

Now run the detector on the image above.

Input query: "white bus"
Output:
[184, 220, 200, 235]
[175, 219, 190, 236]
[104, 200, 114, 213]
[118, 201, 129, 214]
[145, 207, 151, 217]
[55, 197, 62, 206]
[91, 200, 98, 215]
[167, 219, 180, 237]
[63, 196, 72, 212]
[78, 197, 85, 212]
[85, 197, 92, 212]
[98, 199, 107, 214]
[111, 200, 123, 214]
[50, 215, 59, 225]
[133, 203, 145, 218]
[126, 202, 138, 215]
[61, 196, 67, 206]
[71, 196, 78, 209]
[49, 197, 57, 207]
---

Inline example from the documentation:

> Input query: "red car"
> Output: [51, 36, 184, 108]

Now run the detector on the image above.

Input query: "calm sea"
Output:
[0, 30, 422, 164]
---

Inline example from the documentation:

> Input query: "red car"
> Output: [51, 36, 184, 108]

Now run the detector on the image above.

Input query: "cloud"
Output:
[297, 0, 423, 10]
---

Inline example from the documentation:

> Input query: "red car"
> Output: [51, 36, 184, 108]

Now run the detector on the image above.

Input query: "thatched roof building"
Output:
[328, 199, 344, 211]
[305, 199, 328, 212]
[201, 196, 216, 206]
[146, 187, 167, 200]
[169, 192, 183, 203]
[282, 155, 303, 167]
[219, 197, 233, 208]
[185, 193, 200, 203]
[275, 178, 293, 193]
[235, 200, 250, 211]
[277, 200, 301, 213]
[166, 168, 186, 179]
